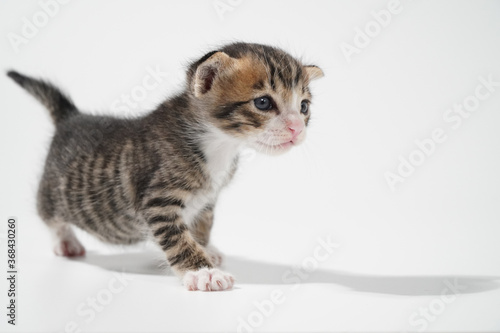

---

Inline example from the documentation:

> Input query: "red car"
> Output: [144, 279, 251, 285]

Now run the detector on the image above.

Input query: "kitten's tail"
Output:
[7, 70, 79, 124]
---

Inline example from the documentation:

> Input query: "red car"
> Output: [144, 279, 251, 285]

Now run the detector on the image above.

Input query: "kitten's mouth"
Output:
[255, 140, 293, 151]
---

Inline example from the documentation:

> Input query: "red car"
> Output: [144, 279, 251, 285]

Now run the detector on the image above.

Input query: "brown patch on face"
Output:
[216, 56, 268, 102]
[194, 47, 322, 138]
[209, 56, 274, 136]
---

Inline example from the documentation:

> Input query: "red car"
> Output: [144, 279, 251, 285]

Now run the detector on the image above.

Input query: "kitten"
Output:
[7, 42, 323, 291]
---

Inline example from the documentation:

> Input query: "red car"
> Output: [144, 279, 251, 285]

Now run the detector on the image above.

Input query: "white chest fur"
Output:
[181, 127, 241, 226]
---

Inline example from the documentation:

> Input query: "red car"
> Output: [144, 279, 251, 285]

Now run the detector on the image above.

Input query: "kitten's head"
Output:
[187, 43, 323, 155]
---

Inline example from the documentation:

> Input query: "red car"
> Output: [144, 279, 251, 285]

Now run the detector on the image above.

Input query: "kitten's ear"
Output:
[304, 65, 324, 81]
[193, 51, 233, 97]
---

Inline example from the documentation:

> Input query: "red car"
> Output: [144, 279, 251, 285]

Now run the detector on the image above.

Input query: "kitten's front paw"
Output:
[205, 244, 224, 267]
[183, 268, 234, 291]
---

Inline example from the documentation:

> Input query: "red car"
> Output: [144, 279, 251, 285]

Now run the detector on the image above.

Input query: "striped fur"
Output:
[8, 43, 323, 290]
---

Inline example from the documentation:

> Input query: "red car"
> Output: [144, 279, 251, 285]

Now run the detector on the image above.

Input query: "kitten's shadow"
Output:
[74, 250, 500, 296]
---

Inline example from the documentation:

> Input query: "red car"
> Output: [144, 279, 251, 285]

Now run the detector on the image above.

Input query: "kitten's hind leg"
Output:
[49, 221, 86, 257]
[37, 174, 85, 256]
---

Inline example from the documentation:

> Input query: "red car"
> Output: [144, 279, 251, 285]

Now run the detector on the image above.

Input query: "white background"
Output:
[1, 0, 499, 332]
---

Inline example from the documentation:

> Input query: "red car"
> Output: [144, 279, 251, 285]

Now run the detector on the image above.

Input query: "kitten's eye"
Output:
[300, 101, 309, 114]
[254, 96, 272, 111]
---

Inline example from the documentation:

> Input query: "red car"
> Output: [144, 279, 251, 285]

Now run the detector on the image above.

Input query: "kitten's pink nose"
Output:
[286, 117, 304, 140]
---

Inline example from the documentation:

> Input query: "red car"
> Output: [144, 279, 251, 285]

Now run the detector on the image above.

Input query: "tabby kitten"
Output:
[8, 43, 323, 291]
